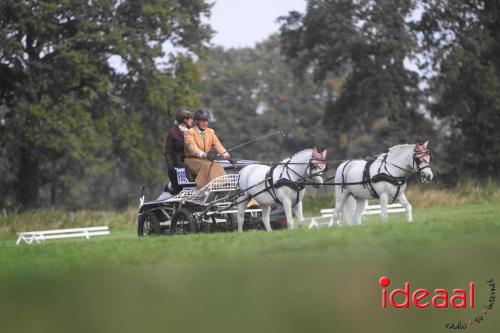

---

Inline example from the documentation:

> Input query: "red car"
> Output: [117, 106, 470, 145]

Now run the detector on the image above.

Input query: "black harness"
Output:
[265, 162, 307, 206]
[340, 154, 409, 204]
[362, 158, 380, 199]
[365, 155, 408, 204]
[201, 147, 430, 219]
[340, 148, 431, 204]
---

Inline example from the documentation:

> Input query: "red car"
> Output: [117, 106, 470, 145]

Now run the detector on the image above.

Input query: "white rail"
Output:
[16, 226, 110, 245]
[305, 203, 405, 228]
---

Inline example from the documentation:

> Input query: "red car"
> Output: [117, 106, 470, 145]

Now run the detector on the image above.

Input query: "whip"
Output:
[218, 129, 287, 157]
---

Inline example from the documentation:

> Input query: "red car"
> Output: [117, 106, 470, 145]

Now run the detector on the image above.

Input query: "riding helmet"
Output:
[193, 109, 211, 121]
[175, 107, 193, 123]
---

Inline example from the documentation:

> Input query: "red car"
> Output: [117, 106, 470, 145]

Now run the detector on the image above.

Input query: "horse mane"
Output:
[388, 144, 416, 153]
[291, 148, 313, 158]
[279, 149, 313, 163]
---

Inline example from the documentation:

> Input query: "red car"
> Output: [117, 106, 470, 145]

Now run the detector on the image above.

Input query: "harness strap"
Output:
[265, 165, 281, 205]
[371, 173, 406, 204]
[392, 185, 402, 205]
[378, 154, 387, 174]
[265, 165, 305, 206]
[341, 161, 352, 192]
[362, 158, 379, 199]
[274, 179, 304, 206]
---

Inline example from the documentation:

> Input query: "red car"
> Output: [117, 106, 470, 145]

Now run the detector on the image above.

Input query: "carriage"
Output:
[136, 161, 275, 236]
[136, 142, 433, 235]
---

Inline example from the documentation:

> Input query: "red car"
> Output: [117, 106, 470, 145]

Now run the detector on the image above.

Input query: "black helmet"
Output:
[175, 107, 193, 123]
[193, 109, 211, 121]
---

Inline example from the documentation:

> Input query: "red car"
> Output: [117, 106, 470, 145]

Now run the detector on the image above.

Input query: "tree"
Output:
[417, 0, 500, 180]
[0, 0, 212, 208]
[199, 35, 333, 162]
[279, 0, 436, 159]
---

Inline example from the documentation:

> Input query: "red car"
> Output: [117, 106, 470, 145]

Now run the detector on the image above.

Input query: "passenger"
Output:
[184, 109, 231, 188]
[165, 107, 193, 194]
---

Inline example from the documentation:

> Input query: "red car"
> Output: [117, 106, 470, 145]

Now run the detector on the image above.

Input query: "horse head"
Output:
[414, 141, 433, 183]
[310, 148, 328, 187]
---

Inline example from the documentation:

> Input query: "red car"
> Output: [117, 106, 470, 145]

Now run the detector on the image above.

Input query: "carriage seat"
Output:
[175, 167, 196, 187]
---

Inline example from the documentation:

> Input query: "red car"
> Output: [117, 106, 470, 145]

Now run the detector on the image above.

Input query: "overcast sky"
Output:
[109, 1, 305, 72]
[210, 0, 306, 48]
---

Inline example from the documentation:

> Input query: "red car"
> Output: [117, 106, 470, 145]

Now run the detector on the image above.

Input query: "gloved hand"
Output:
[207, 151, 218, 161]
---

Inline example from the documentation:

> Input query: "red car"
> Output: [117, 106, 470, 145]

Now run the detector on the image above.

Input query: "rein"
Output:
[207, 145, 431, 188]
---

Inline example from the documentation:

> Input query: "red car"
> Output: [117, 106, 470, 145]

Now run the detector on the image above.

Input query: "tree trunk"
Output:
[16, 147, 40, 209]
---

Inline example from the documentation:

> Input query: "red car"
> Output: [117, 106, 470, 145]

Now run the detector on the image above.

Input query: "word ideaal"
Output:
[379, 276, 475, 309]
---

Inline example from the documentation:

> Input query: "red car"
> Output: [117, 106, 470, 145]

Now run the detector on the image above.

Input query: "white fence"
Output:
[16, 226, 110, 245]
[305, 203, 405, 228]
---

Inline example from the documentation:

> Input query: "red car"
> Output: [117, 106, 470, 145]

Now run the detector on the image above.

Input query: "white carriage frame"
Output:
[138, 170, 261, 229]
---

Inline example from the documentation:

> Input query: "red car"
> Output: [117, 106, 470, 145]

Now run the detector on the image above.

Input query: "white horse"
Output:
[237, 148, 327, 232]
[333, 141, 433, 225]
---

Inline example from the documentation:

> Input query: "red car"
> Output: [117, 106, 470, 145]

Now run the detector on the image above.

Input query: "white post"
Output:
[327, 216, 335, 228]
[308, 218, 318, 229]
[35, 233, 44, 243]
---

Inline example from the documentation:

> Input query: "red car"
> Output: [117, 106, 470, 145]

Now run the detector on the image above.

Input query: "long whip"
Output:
[217, 129, 287, 156]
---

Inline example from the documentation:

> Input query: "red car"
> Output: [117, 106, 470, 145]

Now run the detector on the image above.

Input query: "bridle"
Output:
[280, 157, 327, 183]
[261, 155, 327, 207]
[370, 146, 432, 183]
[413, 148, 432, 175]
[309, 158, 328, 178]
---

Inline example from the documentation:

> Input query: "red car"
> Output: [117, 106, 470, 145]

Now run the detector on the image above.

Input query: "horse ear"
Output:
[321, 149, 327, 159]
[423, 140, 429, 149]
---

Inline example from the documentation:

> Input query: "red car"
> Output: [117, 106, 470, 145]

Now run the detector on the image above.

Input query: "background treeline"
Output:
[1, 0, 499, 209]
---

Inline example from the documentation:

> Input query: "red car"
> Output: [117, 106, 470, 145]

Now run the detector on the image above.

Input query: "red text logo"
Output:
[379, 276, 475, 309]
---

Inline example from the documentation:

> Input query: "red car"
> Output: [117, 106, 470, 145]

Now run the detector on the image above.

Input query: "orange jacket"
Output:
[184, 127, 227, 158]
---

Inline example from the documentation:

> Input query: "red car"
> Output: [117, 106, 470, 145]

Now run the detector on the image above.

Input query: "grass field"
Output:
[1, 198, 499, 333]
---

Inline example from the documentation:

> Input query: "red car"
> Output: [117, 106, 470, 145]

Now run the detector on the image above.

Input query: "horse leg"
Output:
[398, 192, 413, 223]
[354, 198, 366, 225]
[282, 199, 295, 230]
[293, 200, 305, 228]
[379, 193, 389, 223]
[332, 187, 347, 226]
[237, 196, 249, 232]
[261, 205, 272, 232]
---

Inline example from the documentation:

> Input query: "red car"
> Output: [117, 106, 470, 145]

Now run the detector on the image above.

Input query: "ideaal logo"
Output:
[378, 276, 496, 329]
[379, 276, 475, 309]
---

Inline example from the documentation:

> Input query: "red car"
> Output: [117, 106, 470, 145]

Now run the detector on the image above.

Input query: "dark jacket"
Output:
[165, 126, 186, 170]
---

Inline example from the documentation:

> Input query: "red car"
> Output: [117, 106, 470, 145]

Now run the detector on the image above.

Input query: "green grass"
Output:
[1, 202, 499, 333]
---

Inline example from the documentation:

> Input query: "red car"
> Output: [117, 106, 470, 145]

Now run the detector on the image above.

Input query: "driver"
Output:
[184, 109, 231, 188]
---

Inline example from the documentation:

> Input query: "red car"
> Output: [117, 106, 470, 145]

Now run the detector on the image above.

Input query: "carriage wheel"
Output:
[137, 211, 161, 237]
[170, 208, 198, 235]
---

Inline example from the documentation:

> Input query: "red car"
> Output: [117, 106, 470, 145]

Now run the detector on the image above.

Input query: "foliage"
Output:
[199, 35, 333, 161]
[279, 0, 437, 159]
[416, 0, 500, 180]
[0, 0, 212, 208]
[279, 0, 500, 180]
[2, 0, 500, 209]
